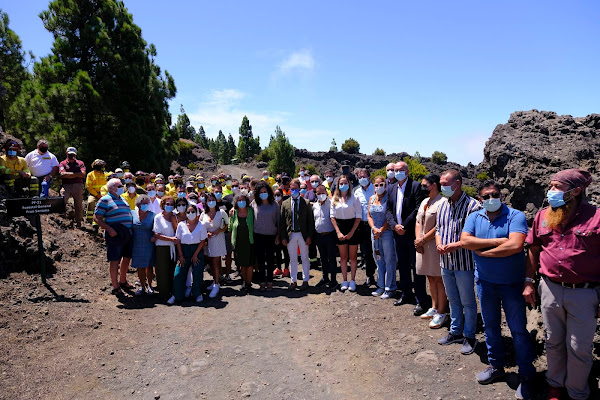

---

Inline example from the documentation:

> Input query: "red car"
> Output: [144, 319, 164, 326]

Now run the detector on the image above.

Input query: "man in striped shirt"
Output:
[435, 169, 481, 354]
[94, 178, 134, 296]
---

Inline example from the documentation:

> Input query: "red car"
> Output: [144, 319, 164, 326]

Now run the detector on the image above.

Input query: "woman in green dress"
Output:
[229, 191, 254, 293]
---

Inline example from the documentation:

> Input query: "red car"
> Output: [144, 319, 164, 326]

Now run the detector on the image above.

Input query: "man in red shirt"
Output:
[59, 147, 86, 228]
[524, 169, 600, 400]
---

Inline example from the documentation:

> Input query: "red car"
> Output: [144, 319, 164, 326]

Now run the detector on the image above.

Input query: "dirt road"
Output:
[1, 215, 599, 400]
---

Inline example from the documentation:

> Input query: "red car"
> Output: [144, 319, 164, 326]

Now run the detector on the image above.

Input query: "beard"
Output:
[545, 197, 579, 229]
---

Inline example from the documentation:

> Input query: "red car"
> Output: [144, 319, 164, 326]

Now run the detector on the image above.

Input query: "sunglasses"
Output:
[481, 193, 500, 200]
[186, 211, 197, 215]
[231, 185, 239, 188]
[310, 181, 319, 185]
[373, 183, 385, 187]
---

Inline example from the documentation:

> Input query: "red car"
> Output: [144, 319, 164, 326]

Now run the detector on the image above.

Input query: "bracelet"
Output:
[524, 277, 534, 284]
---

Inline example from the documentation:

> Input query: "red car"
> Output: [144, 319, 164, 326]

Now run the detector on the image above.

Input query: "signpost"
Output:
[5, 197, 65, 284]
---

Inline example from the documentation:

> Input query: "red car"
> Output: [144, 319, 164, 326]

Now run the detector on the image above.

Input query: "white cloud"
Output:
[277, 49, 315, 74]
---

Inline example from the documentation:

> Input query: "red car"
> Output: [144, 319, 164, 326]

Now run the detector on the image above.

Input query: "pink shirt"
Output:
[526, 202, 600, 284]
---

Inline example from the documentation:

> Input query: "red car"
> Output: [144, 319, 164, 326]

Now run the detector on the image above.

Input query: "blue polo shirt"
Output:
[462, 204, 528, 285]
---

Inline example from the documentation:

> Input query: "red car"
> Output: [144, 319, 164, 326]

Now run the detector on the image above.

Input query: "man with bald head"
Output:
[524, 169, 600, 400]
[385, 161, 428, 313]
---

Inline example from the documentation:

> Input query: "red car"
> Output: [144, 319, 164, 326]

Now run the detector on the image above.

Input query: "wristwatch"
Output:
[524, 277, 534, 284]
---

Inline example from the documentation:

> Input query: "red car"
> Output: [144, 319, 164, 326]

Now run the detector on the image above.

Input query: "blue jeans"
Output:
[441, 268, 477, 339]
[373, 231, 397, 291]
[476, 279, 535, 376]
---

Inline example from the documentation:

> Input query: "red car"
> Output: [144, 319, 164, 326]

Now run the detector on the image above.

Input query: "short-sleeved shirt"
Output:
[59, 158, 86, 184]
[436, 192, 482, 271]
[526, 202, 600, 284]
[330, 195, 362, 220]
[463, 205, 528, 284]
[94, 192, 133, 228]
[176, 220, 208, 245]
[24, 150, 59, 177]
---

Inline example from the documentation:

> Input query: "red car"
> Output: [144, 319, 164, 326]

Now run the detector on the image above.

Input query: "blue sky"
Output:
[4, 0, 600, 165]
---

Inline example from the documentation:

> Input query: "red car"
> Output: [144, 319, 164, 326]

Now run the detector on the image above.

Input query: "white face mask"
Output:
[326, 176, 333, 183]
[177, 205, 186, 213]
[375, 186, 385, 195]
[386, 170, 394, 179]
[275, 195, 282, 202]
[127, 186, 136, 194]
[318, 193, 328, 202]
[187, 212, 197, 221]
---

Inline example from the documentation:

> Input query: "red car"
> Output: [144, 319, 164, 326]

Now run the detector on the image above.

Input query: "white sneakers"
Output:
[429, 313, 448, 329]
[209, 284, 220, 298]
[372, 288, 385, 297]
[196, 294, 203, 303]
[167, 295, 176, 305]
[348, 280, 357, 292]
[380, 290, 392, 300]
[340, 281, 349, 291]
[420, 308, 437, 320]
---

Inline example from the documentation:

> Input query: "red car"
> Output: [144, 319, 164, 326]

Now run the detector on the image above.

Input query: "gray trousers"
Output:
[539, 276, 600, 400]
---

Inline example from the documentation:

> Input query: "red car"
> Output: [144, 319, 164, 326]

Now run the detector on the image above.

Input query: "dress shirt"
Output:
[354, 183, 374, 221]
[313, 198, 335, 233]
[395, 179, 408, 225]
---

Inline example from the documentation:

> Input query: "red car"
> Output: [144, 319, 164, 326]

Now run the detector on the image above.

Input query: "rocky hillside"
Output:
[481, 110, 600, 221]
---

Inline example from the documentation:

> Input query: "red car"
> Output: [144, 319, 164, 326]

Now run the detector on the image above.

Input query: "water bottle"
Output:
[41, 180, 50, 198]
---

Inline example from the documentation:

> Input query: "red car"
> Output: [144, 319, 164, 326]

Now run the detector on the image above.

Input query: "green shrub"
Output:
[295, 163, 318, 177]
[370, 167, 387, 181]
[373, 148, 386, 156]
[477, 172, 490, 182]
[403, 156, 429, 181]
[341, 138, 360, 154]
[463, 185, 478, 198]
[431, 151, 448, 165]
[187, 162, 197, 170]
[178, 139, 195, 155]
[256, 148, 273, 163]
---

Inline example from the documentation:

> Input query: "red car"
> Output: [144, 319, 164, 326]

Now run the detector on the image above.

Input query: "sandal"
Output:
[111, 287, 125, 297]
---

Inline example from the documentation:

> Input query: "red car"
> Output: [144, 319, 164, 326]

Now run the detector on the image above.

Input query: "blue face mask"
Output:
[259, 192, 269, 201]
[116, 187, 125, 196]
[198, 183, 205, 189]
[441, 182, 456, 197]
[300, 188, 307, 195]
[207, 200, 217, 209]
[482, 198, 502, 212]
[339, 184, 349, 192]
[147, 190, 156, 198]
[157, 191, 165, 197]
[177, 192, 186, 198]
[140, 204, 150, 212]
[237, 201, 247, 208]
[395, 171, 406, 181]
[547, 190, 567, 208]
[7, 150, 17, 156]
[215, 192, 222, 200]
[359, 177, 369, 187]
[291, 189, 300, 198]
[165, 205, 174, 213]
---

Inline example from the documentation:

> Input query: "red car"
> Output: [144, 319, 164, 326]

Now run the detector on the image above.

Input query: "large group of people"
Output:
[2, 138, 599, 400]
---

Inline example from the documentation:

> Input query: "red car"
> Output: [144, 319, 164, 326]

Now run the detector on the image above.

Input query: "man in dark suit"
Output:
[386, 161, 429, 315]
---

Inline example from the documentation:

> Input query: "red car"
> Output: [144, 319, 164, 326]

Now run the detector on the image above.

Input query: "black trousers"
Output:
[254, 233, 275, 283]
[276, 242, 289, 269]
[394, 232, 429, 305]
[359, 221, 376, 279]
[315, 231, 337, 282]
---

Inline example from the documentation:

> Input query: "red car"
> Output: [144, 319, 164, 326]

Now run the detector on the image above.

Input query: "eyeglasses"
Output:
[373, 183, 385, 187]
[481, 193, 500, 200]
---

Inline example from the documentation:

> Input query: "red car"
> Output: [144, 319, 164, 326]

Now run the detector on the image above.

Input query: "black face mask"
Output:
[94, 166, 103, 171]
[39, 146, 49, 153]
[421, 185, 431, 192]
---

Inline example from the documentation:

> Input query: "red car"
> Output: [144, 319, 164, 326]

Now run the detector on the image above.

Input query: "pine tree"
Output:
[226, 133, 236, 164]
[174, 104, 196, 140]
[267, 126, 295, 176]
[8, 0, 177, 171]
[236, 115, 260, 161]
[216, 130, 227, 164]
[0, 9, 32, 131]
[195, 125, 207, 148]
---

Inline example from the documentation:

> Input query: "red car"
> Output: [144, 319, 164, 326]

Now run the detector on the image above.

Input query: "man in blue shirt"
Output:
[460, 180, 534, 400]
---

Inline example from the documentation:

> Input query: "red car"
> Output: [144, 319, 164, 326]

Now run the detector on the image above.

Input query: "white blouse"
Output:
[176, 220, 208, 245]
[330, 195, 362, 220]
[153, 212, 176, 260]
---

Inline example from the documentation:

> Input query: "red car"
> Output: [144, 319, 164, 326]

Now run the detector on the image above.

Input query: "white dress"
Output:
[200, 209, 228, 257]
